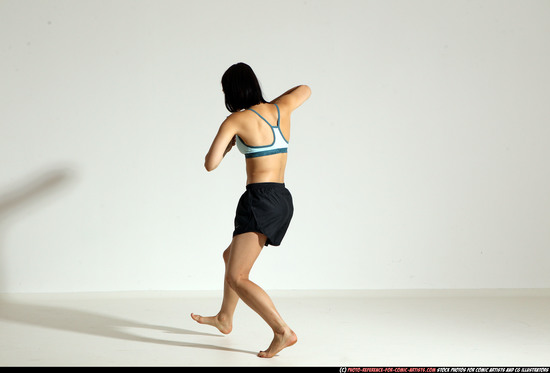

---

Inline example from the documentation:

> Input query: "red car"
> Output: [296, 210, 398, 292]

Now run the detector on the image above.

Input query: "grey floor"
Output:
[0, 289, 549, 367]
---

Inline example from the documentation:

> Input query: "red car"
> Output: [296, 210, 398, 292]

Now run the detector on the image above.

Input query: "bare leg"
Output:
[226, 232, 297, 358]
[191, 244, 239, 334]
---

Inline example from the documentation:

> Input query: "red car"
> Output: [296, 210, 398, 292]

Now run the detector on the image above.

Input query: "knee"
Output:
[225, 272, 247, 291]
[223, 248, 231, 264]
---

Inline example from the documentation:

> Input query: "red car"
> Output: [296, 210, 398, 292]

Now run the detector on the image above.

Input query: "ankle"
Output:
[273, 324, 291, 335]
[217, 312, 232, 324]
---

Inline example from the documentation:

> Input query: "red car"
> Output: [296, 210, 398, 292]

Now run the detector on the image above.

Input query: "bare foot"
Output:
[190, 313, 232, 335]
[258, 328, 297, 358]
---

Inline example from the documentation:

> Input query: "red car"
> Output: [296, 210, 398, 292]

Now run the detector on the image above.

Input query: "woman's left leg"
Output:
[226, 232, 297, 358]
[191, 243, 239, 334]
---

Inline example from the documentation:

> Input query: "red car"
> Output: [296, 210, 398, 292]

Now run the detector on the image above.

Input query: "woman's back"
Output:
[204, 84, 310, 179]
[234, 103, 290, 184]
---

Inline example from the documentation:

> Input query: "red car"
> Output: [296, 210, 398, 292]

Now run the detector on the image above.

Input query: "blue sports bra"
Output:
[236, 103, 289, 159]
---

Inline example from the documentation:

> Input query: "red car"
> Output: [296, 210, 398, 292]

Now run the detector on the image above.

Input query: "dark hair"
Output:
[221, 62, 267, 112]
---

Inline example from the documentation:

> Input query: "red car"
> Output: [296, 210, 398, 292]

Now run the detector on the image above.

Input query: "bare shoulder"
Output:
[221, 111, 248, 129]
[272, 85, 311, 113]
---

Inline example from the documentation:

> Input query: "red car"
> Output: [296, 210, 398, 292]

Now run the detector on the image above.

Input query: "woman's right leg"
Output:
[190, 243, 239, 334]
[225, 232, 297, 358]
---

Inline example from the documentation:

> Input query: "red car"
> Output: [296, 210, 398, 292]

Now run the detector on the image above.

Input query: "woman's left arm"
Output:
[204, 117, 238, 172]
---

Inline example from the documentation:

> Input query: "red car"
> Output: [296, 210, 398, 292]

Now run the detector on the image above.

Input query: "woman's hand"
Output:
[223, 135, 236, 156]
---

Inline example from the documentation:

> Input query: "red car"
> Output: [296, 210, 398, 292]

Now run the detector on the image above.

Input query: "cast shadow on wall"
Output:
[0, 169, 254, 356]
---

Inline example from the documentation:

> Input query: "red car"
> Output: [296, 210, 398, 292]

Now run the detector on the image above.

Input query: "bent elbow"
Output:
[301, 85, 312, 99]
[204, 161, 214, 172]
[204, 157, 218, 172]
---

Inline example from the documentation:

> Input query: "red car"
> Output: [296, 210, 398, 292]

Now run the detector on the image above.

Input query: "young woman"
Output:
[191, 62, 311, 358]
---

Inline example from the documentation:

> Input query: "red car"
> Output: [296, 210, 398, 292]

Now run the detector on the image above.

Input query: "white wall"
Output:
[1, 0, 549, 293]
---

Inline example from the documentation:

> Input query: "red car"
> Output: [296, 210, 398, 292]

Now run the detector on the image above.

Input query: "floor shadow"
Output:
[0, 169, 256, 356]
[0, 297, 256, 355]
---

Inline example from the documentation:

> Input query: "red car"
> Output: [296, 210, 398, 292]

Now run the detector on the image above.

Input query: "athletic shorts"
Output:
[233, 182, 294, 246]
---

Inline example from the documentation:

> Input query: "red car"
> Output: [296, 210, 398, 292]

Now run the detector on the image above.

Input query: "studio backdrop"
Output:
[1, 0, 549, 293]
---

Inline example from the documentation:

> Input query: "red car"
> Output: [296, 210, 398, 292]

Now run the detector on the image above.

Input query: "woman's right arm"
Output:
[271, 85, 311, 111]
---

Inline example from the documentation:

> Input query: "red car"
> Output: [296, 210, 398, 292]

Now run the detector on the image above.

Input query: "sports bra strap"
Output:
[248, 104, 280, 127]
[236, 103, 288, 159]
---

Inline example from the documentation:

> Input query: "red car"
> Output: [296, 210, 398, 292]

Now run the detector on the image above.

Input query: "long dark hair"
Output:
[221, 62, 267, 112]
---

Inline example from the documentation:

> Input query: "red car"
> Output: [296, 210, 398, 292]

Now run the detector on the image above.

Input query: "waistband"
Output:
[246, 182, 286, 191]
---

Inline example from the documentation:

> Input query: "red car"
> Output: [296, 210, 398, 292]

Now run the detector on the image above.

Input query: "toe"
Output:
[190, 313, 200, 322]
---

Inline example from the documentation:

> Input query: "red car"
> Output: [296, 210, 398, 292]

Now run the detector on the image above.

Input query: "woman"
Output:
[191, 62, 311, 358]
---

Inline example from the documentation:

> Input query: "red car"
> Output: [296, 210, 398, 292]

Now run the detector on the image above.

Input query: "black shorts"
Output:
[233, 182, 294, 246]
